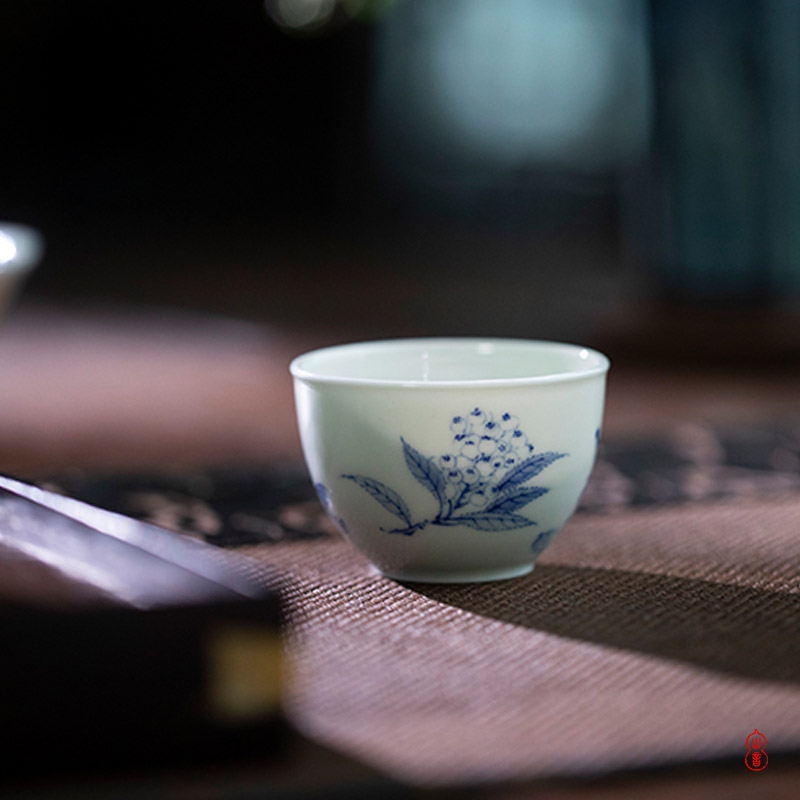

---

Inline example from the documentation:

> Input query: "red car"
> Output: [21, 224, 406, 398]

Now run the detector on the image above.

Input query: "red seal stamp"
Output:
[745, 728, 768, 771]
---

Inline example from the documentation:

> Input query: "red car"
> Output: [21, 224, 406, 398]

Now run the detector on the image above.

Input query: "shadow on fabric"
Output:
[411, 563, 800, 685]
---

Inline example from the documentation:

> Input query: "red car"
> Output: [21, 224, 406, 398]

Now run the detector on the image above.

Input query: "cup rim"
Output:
[290, 337, 610, 388]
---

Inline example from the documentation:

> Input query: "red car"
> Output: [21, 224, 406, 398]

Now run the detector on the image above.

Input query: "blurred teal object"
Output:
[643, 0, 800, 304]
[373, 0, 651, 199]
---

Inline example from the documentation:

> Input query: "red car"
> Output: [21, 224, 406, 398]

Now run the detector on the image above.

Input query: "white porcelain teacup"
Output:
[291, 338, 609, 583]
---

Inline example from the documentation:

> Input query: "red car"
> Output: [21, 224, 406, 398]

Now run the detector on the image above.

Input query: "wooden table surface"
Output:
[2, 302, 800, 479]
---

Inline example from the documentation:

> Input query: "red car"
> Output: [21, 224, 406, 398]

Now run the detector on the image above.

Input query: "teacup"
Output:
[290, 338, 609, 583]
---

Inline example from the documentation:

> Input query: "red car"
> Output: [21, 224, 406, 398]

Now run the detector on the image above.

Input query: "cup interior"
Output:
[291, 338, 608, 386]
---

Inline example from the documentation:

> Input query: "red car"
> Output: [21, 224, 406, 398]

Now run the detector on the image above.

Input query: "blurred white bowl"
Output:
[0, 222, 44, 316]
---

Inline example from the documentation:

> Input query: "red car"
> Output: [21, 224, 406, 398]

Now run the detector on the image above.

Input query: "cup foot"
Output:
[381, 562, 534, 584]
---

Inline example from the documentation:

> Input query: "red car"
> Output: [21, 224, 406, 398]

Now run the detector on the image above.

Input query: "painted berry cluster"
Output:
[343, 407, 567, 535]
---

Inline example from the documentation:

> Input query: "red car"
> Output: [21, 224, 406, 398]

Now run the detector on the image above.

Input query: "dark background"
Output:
[2, 0, 800, 351]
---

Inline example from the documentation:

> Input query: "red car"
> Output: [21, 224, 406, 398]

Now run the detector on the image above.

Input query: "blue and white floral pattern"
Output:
[343, 408, 567, 536]
[315, 482, 348, 533]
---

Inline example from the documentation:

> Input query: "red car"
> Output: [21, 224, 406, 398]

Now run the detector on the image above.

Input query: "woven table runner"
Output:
[230, 495, 800, 785]
[48, 422, 800, 786]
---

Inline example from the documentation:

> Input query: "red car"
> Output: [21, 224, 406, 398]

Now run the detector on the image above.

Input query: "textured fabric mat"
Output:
[42, 423, 800, 786]
[233, 494, 800, 786]
[46, 421, 800, 548]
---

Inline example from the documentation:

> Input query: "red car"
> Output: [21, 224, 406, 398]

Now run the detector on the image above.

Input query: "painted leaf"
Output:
[447, 512, 536, 531]
[531, 528, 559, 556]
[402, 437, 445, 502]
[494, 451, 567, 492]
[343, 474, 411, 524]
[487, 485, 549, 513]
[314, 482, 332, 512]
